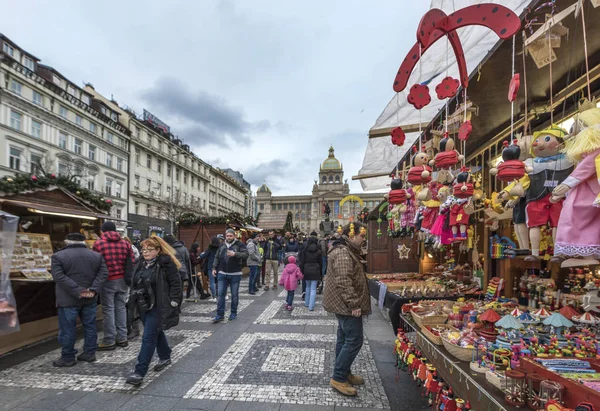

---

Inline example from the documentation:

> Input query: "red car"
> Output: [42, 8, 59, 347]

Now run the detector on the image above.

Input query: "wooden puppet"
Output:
[408, 149, 433, 201]
[450, 167, 474, 240]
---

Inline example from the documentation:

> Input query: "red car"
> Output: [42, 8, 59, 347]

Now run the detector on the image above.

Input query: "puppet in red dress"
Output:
[450, 168, 474, 240]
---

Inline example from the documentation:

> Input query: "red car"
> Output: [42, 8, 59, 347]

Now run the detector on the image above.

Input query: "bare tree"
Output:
[153, 188, 204, 223]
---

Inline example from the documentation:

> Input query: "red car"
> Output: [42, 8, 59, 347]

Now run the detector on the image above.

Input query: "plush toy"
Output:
[450, 167, 474, 240]
[522, 126, 573, 262]
[552, 107, 600, 262]
[432, 135, 464, 170]
[408, 150, 433, 201]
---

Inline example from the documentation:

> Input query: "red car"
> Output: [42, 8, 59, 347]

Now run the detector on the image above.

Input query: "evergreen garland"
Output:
[0, 173, 112, 212]
[178, 212, 258, 227]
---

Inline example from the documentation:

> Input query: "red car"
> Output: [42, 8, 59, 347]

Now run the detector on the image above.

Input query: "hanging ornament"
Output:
[458, 120, 472, 142]
[376, 228, 382, 239]
[76, 191, 81, 195]
[508, 73, 520, 102]
[105, 199, 112, 204]
[31, 175, 38, 182]
[435, 76, 459, 99]
[50, 173, 56, 179]
[6, 177, 13, 183]
[407, 84, 431, 109]
[397, 243, 411, 259]
[391, 126, 406, 146]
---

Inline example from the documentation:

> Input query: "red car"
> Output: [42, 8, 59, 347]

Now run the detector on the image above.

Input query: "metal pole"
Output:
[170, 154, 175, 234]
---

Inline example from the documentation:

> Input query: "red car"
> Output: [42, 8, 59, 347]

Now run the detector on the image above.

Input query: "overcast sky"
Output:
[2, 0, 429, 196]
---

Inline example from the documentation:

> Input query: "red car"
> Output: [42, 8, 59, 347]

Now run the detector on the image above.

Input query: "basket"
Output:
[422, 324, 458, 345]
[411, 311, 448, 329]
[441, 335, 477, 362]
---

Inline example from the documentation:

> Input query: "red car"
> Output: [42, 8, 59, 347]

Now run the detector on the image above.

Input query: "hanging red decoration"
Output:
[458, 120, 472, 141]
[50, 173, 56, 179]
[407, 84, 431, 109]
[391, 126, 406, 146]
[393, 4, 521, 92]
[31, 175, 38, 182]
[435, 76, 460, 99]
[508, 73, 520, 102]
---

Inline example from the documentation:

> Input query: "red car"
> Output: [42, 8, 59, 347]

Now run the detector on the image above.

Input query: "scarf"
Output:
[143, 257, 157, 269]
[533, 153, 566, 163]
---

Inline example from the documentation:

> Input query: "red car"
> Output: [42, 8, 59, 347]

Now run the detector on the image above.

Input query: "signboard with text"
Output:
[143, 109, 170, 134]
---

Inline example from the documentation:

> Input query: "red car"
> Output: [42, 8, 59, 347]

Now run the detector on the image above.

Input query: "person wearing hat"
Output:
[211, 228, 248, 323]
[50, 233, 108, 367]
[522, 126, 574, 262]
[93, 221, 135, 350]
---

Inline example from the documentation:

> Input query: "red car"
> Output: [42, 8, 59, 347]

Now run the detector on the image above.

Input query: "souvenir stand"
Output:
[0, 180, 116, 354]
[367, 0, 600, 409]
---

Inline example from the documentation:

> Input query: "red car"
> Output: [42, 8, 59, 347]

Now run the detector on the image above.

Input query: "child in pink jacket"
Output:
[279, 256, 303, 310]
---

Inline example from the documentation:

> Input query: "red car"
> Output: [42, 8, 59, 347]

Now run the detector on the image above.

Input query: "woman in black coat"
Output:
[299, 236, 322, 311]
[126, 236, 182, 386]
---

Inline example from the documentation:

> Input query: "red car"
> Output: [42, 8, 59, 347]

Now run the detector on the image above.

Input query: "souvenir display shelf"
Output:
[8, 233, 53, 277]
[399, 314, 522, 411]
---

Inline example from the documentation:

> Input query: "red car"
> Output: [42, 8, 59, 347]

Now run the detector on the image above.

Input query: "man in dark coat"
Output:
[299, 236, 322, 311]
[263, 231, 281, 291]
[51, 233, 108, 367]
[164, 234, 195, 299]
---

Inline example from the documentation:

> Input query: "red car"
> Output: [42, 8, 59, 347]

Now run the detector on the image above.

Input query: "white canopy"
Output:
[358, 0, 531, 191]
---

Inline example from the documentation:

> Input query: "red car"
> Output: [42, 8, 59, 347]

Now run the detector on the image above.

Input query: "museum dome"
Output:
[257, 183, 271, 194]
[321, 146, 342, 170]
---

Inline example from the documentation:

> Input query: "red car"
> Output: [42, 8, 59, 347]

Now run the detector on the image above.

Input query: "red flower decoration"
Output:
[31, 175, 38, 181]
[458, 120, 472, 141]
[50, 173, 56, 179]
[435, 76, 459, 99]
[391, 126, 405, 146]
[407, 84, 431, 110]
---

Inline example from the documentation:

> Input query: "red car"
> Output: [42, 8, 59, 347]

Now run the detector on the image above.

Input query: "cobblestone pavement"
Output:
[0, 276, 428, 410]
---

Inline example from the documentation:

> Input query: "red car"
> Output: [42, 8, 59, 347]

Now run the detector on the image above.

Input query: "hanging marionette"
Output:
[430, 186, 453, 249]
[399, 186, 417, 237]
[551, 107, 600, 263]
[408, 148, 433, 201]
[450, 167, 474, 240]
[431, 134, 464, 180]
[522, 126, 573, 262]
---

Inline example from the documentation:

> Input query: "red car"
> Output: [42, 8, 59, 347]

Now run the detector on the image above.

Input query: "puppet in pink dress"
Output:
[552, 147, 600, 259]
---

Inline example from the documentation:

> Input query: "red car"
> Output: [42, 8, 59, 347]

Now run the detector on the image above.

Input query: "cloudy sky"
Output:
[2, 0, 429, 195]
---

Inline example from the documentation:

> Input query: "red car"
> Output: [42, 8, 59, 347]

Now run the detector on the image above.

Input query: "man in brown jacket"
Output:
[323, 222, 371, 397]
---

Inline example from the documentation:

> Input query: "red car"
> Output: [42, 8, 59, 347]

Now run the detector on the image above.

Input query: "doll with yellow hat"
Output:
[522, 126, 573, 262]
[551, 107, 600, 262]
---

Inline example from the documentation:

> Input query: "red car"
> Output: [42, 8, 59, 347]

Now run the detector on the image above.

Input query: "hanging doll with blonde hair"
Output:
[551, 107, 600, 262]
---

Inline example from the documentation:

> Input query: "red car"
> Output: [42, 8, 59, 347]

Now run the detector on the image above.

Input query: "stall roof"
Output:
[357, 0, 532, 190]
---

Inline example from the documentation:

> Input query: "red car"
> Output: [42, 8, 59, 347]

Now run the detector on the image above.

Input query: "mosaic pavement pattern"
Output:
[180, 299, 253, 323]
[184, 332, 389, 409]
[0, 330, 211, 393]
[255, 300, 336, 325]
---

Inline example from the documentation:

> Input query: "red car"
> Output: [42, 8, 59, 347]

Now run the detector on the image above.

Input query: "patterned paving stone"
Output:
[180, 299, 253, 323]
[184, 332, 389, 409]
[255, 301, 336, 325]
[0, 330, 211, 393]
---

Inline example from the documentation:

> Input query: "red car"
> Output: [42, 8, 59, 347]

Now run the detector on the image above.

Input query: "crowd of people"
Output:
[49, 221, 371, 397]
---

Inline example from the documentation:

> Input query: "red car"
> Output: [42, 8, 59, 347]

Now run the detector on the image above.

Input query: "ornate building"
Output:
[256, 146, 383, 233]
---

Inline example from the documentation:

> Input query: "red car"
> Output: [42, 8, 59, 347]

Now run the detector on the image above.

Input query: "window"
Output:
[31, 120, 42, 138]
[157, 159, 162, 173]
[89, 122, 96, 134]
[73, 138, 82, 155]
[10, 80, 22, 95]
[301, 203, 306, 210]
[3, 42, 14, 56]
[106, 153, 113, 167]
[67, 85, 75, 96]
[111, 112, 118, 121]
[175, 168, 180, 181]
[198, 180, 201, 190]
[100, 106, 107, 115]
[52, 75, 61, 86]
[32, 90, 43, 106]
[134, 175, 140, 189]
[167, 164, 171, 177]
[81, 94, 90, 105]
[87, 176, 95, 190]
[146, 154, 152, 169]
[146, 178, 151, 190]
[9, 147, 21, 170]
[10, 110, 22, 130]
[105, 179, 113, 196]
[59, 106, 68, 119]
[106, 132, 114, 144]
[167, 186, 171, 196]
[147, 204, 152, 217]
[157, 182, 162, 195]
[134, 201, 139, 214]
[283, 203, 288, 210]
[277, 204, 282, 211]
[135, 126, 140, 137]
[75, 115, 82, 126]
[88, 145, 96, 160]
[116, 208, 122, 219]
[58, 163, 69, 177]
[149, 136, 153, 147]
[116, 182, 122, 198]
[59, 132, 67, 149]
[184, 172, 188, 184]
[135, 148, 140, 164]
[260, 203, 265, 211]
[116, 157, 123, 172]
[203, 199, 207, 209]
[23, 56, 35, 71]
[30, 153, 42, 174]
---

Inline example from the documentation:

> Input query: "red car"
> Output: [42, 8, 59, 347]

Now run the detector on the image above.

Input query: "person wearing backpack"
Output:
[164, 234, 199, 300]
[246, 234, 262, 295]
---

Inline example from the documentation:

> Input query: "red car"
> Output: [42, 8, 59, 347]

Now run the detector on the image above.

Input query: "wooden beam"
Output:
[351, 171, 392, 181]
[524, 3, 577, 47]
[369, 122, 429, 138]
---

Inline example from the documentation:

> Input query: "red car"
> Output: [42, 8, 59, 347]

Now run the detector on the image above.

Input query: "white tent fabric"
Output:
[358, 0, 531, 191]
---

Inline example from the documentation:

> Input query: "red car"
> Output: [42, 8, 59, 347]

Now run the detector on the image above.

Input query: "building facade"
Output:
[256, 146, 383, 233]
[223, 168, 256, 217]
[209, 168, 248, 217]
[0, 35, 130, 228]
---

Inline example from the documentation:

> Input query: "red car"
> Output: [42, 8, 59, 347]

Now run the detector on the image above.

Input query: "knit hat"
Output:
[287, 256, 296, 264]
[225, 228, 235, 235]
[65, 233, 86, 242]
[101, 221, 117, 232]
[310, 231, 318, 237]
